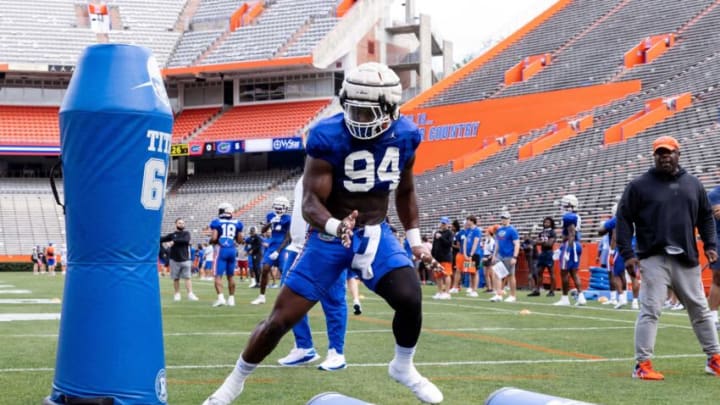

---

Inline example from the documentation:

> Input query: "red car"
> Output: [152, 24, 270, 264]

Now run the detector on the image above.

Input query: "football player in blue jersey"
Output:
[554, 194, 587, 306]
[204, 62, 443, 405]
[276, 176, 349, 371]
[210, 202, 244, 307]
[599, 204, 640, 309]
[251, 196, 291, 304]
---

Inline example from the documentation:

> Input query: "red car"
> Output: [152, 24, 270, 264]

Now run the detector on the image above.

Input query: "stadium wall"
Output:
[406, 80, 642, 173]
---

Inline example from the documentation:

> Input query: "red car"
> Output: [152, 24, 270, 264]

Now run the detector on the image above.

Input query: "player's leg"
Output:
[204, 288, 317, 404]
[669, 261, 720, 363]
[709, 270, 720, 329]
[347, 273, 362, 315]
[204, 233, 348, 404]
[503, 258, 517, 302]
[182, 261, 198, 301]
[554, 265, 572, 306]
[276, 249, 319, 366]
[569, 267, 586, 305]
[318, 271, 349, 371]
[628, 267, 640, 309]
[373, 266, 443, 403]
[252, 262, 272, 304]
[170, 260, 182, 301]
[213, 250, 229, 307]
[633, 256, 670, 379]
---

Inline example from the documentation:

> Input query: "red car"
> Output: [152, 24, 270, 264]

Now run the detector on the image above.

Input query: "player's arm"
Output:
[209, 229, 219, 245]
[395, 155, 432, 264]
[159, 233, 173, 243]
[302, 156, 356, 245]
[261, 221, 271, 234]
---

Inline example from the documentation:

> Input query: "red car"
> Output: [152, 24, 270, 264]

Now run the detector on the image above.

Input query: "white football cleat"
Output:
[187, 292, 199, 301]
[173, 292, 181, 302]
[318, 349, 347, 371]
[631, 299, 639, 310]
[278, 347, 320, 366]
[388, 360, 443, 404]
[575, 292, 587, 306]
[227, 296, 235, 307]
[504, 295, 516, 303]
[212, 297, 226, 307]
[489, 295, 503, 302]
[251, 295, 266, 305]
[553, 297, 571, 306]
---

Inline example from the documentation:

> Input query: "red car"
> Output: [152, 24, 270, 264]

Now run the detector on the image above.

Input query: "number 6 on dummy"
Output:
[46, 44, 172, 405]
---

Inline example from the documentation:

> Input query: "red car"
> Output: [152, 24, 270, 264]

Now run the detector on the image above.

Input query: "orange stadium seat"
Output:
[172, 107, 222, 142]
[194, 99, 331, 142]
[0, 106, 60, 145]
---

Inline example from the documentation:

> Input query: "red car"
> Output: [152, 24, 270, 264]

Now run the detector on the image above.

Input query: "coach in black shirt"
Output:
[617, 135, 719, 379]
[431, 217, 454, 298]
[160, 218, 198, 301]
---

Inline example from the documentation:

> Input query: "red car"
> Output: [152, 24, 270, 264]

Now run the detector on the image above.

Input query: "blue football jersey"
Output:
[306, 113, 422, 194]
[265, 212, 291, 249]
[562, 212, 581, 236]
[210, 217, 243, 248]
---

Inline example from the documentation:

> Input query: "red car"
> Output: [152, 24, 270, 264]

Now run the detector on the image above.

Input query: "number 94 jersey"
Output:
[306, 113, 421, 194]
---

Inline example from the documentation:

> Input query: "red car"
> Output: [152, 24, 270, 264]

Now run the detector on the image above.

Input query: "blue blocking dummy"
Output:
[47, 44, 172, 405]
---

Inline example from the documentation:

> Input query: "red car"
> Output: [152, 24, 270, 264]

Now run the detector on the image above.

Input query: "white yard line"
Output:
[0, 313, 60, 322]
[0, 353, 707, 373]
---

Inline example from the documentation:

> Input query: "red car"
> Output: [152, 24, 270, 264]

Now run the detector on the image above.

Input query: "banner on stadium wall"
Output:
[271, 137, 302, 151]
[0, 145, 61, 155]
[188, 142, 204, 156]
[215, 140, 243, 155]
[170, 144, 189, 156]
[404, 80, 642, 173]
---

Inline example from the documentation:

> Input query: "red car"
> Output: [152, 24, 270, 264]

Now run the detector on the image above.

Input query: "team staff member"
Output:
[431, 216, 454, 299]
[160, 218, 199, 302]
[617, 136, 720, 380]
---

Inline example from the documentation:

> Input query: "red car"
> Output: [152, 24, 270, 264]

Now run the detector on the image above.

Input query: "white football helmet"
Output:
[272, 196, 290, 215]
[560, 195, 579, 212]
[340, 62, 402, 140]
[218, 202, 234, 216]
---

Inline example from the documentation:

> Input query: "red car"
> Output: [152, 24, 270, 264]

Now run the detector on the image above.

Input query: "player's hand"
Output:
[510, 258, 517, 265]
[706, 249, 718, 263]
[412, 245, 435, 266]
[269, 251, 279, 261]
[625, 257, 639, 272]
[340, 210, 358, 248]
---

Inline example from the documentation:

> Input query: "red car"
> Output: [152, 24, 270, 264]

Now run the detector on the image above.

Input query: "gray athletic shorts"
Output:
[170, 260, 192, 280]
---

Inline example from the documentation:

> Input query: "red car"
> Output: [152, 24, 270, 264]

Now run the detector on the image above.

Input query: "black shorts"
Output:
[536, 251, 554, 269]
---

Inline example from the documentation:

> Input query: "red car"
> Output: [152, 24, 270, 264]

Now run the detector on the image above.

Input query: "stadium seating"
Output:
[0, 0, 183, 67]
[201, 0, 338, 64]
[422, 0, 625, 107]
[191, 0, 245, 25]
[172, 106, 222, 142]
[167, 29, 224, 67]
[161, 169, 299, 237]
[194, 99, 331, 141]
[0, 106, 60, 144]
[0, 178, 65, 255]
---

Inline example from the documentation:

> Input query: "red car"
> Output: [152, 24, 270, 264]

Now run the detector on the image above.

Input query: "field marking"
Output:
[0, 284, 16, 288]
[0, 298, 61, 304]
[424, 300, 693, 330]
[353, 316, 604, 360]
[0, 313, 60, 322]
[0, 353, 708, 374]
[0, 290, 32, 294]
[0, 325, 639, 339]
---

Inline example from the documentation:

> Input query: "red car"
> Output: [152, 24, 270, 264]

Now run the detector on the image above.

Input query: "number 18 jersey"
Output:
[209, 217, 243, 249]
[305, 113, 422, 195]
